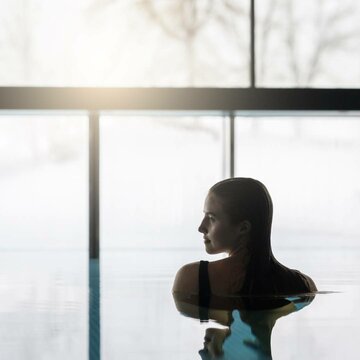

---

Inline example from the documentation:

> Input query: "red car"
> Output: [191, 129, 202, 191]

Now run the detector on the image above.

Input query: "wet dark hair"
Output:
[209, 178, 276, 295]
[209, 177, 273, 237]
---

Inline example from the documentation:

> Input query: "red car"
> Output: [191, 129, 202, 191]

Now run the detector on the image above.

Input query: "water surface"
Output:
[0, 248, 359, 359]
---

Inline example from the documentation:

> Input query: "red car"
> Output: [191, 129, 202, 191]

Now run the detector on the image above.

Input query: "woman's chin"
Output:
[205, 245, 218, 255]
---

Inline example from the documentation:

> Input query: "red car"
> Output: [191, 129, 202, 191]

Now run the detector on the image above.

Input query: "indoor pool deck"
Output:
[0, 247, 359, 359]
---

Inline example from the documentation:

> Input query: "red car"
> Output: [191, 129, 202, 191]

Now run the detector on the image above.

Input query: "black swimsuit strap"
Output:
[198, 260, 211, 321]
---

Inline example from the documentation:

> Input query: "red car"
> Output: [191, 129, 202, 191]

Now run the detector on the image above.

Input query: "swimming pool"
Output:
[0, 247, 359, 359]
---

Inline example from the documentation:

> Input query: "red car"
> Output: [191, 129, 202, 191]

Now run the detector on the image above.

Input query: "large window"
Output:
[2, 0, 359, 87]
[0, 116, 88, 359]
[1, 1, 360, 359]
[236, 116, 360, 248]
[256, 0, 360, 87]
[101, 115, 223, 250]
[0, 115, 87, 250]
[0, 0, 249, 87]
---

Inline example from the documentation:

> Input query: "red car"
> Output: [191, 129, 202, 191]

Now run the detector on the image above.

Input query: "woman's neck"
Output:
[228, 234, 251, 258]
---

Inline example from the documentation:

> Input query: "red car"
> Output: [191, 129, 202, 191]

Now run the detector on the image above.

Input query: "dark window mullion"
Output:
[250, 0, 256, 88]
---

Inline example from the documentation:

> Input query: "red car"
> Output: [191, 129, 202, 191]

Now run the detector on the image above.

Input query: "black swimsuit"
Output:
[198, 260, 211, 321]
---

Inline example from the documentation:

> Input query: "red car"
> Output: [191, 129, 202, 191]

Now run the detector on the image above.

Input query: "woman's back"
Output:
[173, 255, 316, 297]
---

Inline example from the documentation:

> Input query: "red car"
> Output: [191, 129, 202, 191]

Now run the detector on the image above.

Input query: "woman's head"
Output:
[199, 178, 273, 259]
[198, 190, 251, 255]
[209, 177, 273, 235]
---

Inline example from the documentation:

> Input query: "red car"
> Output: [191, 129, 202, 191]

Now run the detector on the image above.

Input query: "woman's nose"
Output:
[198, 218, 207, 234]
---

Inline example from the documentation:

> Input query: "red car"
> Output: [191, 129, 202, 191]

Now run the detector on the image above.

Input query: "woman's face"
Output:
[198, 192, 242, 255]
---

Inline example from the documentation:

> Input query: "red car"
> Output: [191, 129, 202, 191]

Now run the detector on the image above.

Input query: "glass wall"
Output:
[0, 114, 88, 359]
[2, 113, 360, 358]
[100, 115, 224, 250]
[0, 115, 88, 250]
[256, 0, 360, 87]
[1, 1, 360, 359]
[0, 0, 249, 87]
[235, 116, 360, 249]
[100, 115, 224, 358]
[2, 0, 360, 88]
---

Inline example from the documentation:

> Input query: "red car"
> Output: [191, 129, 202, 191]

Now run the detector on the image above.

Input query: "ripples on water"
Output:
[0, 248, 359, 359]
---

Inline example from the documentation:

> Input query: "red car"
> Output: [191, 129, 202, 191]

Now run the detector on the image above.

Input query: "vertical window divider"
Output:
[230, 112, 235, 178]
[250, 0, 256, 88]
[88, 256, 101, 360]
[223, 112, 236, 179]
[89, 111, 100, 259]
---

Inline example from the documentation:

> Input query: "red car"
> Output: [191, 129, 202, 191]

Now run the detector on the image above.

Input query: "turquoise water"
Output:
[0, 248, 359, 359]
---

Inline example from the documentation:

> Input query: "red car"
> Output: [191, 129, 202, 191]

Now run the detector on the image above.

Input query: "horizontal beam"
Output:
[0, 87, 360, 112]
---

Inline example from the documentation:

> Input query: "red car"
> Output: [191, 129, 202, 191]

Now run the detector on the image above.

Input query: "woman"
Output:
[173, 177, 317, 296]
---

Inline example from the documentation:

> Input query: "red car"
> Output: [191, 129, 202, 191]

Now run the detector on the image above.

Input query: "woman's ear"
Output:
[238, 220, 251, 235]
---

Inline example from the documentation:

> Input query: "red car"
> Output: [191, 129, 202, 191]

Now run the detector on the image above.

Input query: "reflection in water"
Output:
[173, 293, 314, 359]
[89, 259, 100, 360]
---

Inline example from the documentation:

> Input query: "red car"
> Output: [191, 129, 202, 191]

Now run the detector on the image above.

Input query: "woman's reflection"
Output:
[173, 293, 315, 359]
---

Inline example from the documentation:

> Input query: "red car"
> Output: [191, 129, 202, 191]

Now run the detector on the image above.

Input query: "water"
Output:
[0, 248, 359, 359]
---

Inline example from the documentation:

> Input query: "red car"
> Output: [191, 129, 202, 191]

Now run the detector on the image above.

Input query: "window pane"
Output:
[0, 114, 88, 359]
[100, 115, 223, 358]
[235, 116, 360, 248]
[256, 0, 360, 87]
[0, 115, 88, 250]
[101, 115, 223, 250]
[0, 0, 249, 87]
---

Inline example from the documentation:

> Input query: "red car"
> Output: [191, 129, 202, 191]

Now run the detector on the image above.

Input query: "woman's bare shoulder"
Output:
[172, 261, 200, 295]
[297, 271, 317, 292]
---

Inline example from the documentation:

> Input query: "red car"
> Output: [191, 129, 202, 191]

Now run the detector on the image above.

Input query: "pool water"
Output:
[0, 248, 359, 359]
